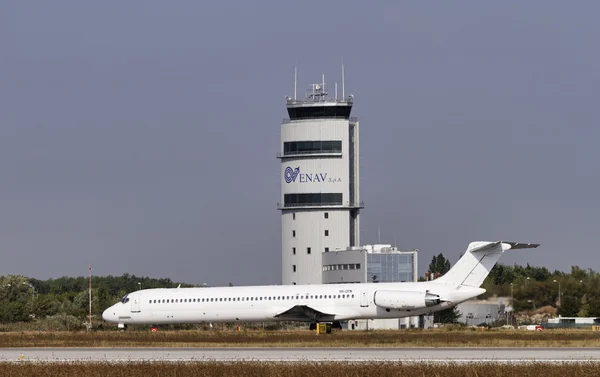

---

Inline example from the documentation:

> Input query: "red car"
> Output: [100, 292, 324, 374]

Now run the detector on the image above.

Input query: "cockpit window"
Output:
[121, 294, 130, 304]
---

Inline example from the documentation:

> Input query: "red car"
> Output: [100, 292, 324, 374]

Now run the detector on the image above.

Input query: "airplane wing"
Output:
[274, 305, 337, 322]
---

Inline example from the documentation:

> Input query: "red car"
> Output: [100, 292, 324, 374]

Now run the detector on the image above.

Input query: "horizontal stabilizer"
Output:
[501, 242, 540, 250]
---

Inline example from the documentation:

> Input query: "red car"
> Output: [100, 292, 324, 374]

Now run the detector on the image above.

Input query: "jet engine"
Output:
[374, 290, 441, 310]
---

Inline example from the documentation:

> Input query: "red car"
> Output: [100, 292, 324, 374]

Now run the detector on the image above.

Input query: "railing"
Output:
[286, 97, 353, 105]
[282, 116, 358, 124]
[277, 201, 364, 210]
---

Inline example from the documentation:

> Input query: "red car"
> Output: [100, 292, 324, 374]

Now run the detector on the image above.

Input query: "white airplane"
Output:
[102, 241, 538, 329]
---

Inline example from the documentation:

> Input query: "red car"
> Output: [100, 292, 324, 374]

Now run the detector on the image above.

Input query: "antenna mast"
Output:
[342, 60, 345, 98]
[294, 67, 297, 100]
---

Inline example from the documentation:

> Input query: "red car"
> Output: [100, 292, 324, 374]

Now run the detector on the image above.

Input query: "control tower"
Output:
[278, 68, 363, 285]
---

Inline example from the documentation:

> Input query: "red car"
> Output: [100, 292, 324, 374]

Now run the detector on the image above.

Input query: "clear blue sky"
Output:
[1, 1, 599, 285]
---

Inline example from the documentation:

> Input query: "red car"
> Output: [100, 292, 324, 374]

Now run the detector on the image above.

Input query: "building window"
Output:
[324, 230, 329, 236]
[292, 230, 296, 237]
[292, 247, 296, 255]
[324, 212, 329, 219]
[324, 247, 329, 252]
[293, 265, 296, 272]
[307, 247, 311, 254]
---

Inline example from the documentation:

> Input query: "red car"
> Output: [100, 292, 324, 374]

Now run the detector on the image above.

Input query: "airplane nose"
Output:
[102, 307, 113, 322]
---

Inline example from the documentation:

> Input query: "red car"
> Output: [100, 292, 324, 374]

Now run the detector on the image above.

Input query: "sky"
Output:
[1, 1, 599, 286]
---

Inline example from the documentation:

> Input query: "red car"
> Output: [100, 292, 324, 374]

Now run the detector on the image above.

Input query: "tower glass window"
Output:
[284, 193, 342, 207]
[284, 140, 342, 155]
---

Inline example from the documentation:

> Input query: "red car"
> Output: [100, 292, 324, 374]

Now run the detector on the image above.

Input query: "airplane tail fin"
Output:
[434, 241, 539, 288]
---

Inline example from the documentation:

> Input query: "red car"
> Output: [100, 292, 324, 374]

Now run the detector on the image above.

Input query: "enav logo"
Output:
[284, 167, 300, 183]
[284, 166, 340, 184]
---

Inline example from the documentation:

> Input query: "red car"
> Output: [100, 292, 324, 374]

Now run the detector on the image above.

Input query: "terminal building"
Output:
[322, 244, 425, 329]
[278, 71, 362, 286]
[457, 298, 506, 326]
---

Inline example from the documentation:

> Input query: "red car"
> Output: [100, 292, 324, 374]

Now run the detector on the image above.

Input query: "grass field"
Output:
[1, 328, 600, 348]
[0, 361, 598, 377]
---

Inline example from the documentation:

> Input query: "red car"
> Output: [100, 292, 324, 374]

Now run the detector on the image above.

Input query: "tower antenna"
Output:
[294, 67, 297, 100]
[335, 82, 338, 99]
[342, 59, 345, 98]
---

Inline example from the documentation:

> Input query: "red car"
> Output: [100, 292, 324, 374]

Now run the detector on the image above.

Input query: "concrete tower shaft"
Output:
[279, 73, 362, 285]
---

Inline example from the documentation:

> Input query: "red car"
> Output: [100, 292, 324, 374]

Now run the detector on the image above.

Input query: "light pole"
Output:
[553, 280, 561, 308]
[509, 283, 514, 326]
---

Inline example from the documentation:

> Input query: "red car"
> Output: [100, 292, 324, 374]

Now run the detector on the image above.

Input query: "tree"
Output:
[558, 294, 581, 317]
[428, 253, 461, 324]
[428, 254, 451, 276]
[95, 286, 111, 316]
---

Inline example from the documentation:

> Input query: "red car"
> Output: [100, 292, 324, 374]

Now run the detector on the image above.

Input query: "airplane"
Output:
[102, 241, 539, 329]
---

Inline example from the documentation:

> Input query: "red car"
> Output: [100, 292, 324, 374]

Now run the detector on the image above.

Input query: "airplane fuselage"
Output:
[102, 280, 484, 326]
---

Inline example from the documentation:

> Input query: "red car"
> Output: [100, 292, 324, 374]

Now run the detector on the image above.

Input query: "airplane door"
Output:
[131, 293, 141, 313]
[360, 290, 369, 307]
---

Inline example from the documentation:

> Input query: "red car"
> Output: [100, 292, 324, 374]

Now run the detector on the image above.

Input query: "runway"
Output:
[1, 347, 599, 363]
